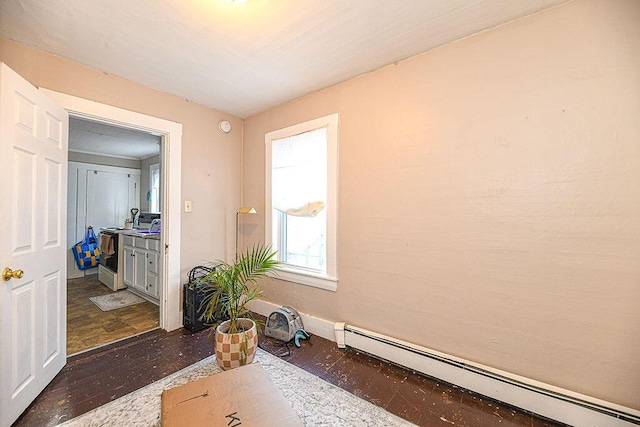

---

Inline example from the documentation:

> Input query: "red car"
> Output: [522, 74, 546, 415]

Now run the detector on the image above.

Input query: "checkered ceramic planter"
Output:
[214, 318, 258, 370]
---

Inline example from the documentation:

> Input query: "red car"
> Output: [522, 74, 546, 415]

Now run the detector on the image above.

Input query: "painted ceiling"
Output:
[0, 0, 568, 118]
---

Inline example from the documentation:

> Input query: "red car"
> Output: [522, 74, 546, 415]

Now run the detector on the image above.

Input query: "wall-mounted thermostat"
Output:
[218, 120, 231, 133]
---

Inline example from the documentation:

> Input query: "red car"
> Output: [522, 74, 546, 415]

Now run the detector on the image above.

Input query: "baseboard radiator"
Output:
[335, 323, 640, 427]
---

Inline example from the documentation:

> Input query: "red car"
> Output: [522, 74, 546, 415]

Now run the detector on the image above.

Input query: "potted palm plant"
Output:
[198, 243, 281, 370]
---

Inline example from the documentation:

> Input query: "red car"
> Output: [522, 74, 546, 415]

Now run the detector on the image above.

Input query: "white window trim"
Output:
[265, 113, 339, 292]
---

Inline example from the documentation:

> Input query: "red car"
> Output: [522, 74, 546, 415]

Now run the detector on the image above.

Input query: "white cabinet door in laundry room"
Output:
[0, 63, 69, 427]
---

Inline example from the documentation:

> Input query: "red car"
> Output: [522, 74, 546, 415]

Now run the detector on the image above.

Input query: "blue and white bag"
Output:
[72, 226, 100, 270]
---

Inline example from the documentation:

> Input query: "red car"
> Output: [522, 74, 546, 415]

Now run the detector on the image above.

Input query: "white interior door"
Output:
[66, 162, 140, 278]
[86, 169, 139, 231]
[0, 63, 68, 426]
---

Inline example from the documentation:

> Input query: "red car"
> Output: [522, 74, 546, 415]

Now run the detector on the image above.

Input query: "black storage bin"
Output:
[183, 266, 214, 333]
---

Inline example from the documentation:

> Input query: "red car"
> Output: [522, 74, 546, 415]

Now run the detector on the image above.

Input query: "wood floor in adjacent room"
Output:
[67, 275, 159, 355]
[15, 323, 564, 427]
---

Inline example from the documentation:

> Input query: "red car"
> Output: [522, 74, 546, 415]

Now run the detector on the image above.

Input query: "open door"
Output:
[0, 63, 68, 426]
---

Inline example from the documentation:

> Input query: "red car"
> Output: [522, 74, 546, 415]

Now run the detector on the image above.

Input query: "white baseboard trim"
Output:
[247, 299, 639, 426]
[337, 323, 640, 427]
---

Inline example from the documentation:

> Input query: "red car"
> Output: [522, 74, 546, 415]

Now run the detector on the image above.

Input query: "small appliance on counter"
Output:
[130, 208, 139, 226]
[137, 212, 161, 230]
[149, 218, 162, 233]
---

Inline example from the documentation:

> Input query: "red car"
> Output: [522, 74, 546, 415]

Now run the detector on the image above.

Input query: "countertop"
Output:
[101, 227, 161, 240]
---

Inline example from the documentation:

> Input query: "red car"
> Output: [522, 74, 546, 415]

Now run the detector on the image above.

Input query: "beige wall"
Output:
[243, 0, 640, 409]
[0, 37, 243, 278]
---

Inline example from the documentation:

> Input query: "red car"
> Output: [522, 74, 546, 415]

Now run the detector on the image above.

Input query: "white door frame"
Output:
[41, 89, 183, 331]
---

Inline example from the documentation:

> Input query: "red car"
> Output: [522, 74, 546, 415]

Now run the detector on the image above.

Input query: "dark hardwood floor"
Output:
[14, 323, 565, 427]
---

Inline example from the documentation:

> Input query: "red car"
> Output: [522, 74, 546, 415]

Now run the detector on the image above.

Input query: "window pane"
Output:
[284, 210, 326, 270]
[271, 128, 327, 271]
[272, 128, 327, 210]
[150, 165, 160, 213]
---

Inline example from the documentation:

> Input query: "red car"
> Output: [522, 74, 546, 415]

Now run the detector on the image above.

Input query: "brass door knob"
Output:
[2, 267, 24, 281]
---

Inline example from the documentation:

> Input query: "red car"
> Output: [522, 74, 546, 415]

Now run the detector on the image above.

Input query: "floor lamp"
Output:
[236, 207, 257, 260]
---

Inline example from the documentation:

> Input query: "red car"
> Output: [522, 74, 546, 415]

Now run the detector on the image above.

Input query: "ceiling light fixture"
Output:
[226, 0, 248, 4]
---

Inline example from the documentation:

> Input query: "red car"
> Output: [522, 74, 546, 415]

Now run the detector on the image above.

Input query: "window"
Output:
[149, 163, 160, 213]
[265, 114, 338, 291]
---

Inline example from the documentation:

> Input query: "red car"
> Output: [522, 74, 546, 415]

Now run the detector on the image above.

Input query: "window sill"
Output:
[274, 266, 338, 292]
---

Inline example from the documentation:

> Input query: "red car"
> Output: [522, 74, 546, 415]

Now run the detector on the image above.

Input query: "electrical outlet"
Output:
[184, 201, 192, 212]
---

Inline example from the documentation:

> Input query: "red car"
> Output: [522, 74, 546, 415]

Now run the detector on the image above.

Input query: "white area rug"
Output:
[89, 290, 145, 311]
[57, 348, 415, 427]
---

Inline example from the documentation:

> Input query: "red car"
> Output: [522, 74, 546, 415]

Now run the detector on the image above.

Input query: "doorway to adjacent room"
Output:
[66, 116, 163, 355]
[42, 88, 184, 351]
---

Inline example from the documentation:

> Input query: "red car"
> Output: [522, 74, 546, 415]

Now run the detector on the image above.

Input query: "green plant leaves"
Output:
[199, 243, 282, 334]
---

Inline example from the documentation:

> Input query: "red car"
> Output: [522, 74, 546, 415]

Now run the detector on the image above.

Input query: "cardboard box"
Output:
[161, 363, 304, 427]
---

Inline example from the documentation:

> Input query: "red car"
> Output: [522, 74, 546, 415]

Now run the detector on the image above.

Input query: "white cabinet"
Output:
[122, 235, 160, 304]
[146, 250, 160, 298]
[134, 247, 147, 292]
[123, 244, 135, 287]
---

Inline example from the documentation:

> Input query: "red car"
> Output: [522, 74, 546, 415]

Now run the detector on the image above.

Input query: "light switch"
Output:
[184, 201, 192, 212]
